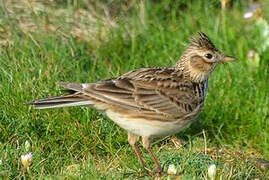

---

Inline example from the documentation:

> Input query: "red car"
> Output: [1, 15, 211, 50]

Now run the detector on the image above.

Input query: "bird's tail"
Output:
[24, 82, 94, 110]
[24, 95, 93, 109]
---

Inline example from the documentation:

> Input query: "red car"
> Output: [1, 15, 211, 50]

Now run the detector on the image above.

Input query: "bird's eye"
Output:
[205, 53, 213, 59]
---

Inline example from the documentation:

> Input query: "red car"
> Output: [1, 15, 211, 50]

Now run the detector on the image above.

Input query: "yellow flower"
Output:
[21, 153, 32, 168]
[167, 164, 177, 175]
[208, 164, 216, 180]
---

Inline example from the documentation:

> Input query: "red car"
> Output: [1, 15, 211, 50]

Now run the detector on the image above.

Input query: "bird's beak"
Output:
[219, 55, 237, 63]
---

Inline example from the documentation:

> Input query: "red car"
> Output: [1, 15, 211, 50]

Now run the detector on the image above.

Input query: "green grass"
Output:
[0, 0, 268, 179]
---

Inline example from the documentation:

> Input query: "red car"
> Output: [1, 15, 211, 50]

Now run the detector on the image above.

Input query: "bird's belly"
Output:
[106, 110, 192, 137]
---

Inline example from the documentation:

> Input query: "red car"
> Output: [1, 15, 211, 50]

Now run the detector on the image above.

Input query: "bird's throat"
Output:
[188, 56, 214, 82]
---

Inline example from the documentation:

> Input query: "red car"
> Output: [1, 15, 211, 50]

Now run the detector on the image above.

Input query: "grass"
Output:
[0, 0, 268, 179]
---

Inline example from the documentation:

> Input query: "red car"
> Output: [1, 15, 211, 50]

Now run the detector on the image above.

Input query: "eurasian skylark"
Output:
[25, 32, 236, 173]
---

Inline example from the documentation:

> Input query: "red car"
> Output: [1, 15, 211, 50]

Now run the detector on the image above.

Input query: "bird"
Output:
[24, 32, 236, 173]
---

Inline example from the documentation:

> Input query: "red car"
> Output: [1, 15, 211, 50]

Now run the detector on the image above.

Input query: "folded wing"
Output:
[55, 67, 199, 118]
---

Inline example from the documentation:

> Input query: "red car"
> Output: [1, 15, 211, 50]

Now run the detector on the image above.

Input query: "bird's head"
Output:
[176, 32, 236, 82]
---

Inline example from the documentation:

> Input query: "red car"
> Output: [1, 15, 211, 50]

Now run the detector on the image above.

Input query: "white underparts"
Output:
[105, 110, 189, 137]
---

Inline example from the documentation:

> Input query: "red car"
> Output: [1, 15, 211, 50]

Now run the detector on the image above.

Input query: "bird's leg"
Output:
[146, 147, 162, 173]
[142, 136, 162, 173]
[133, 143, 146, 169]
[128, 132, 146, 169]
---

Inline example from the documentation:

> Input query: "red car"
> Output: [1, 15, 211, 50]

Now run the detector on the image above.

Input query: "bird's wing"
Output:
[57, 67, 201, 118]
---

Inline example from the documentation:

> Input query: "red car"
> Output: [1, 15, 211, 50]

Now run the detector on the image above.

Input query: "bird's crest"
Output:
[190, 31, 218, 51]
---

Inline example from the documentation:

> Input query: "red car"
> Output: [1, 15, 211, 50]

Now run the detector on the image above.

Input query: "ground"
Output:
[0, 0, 268, 179]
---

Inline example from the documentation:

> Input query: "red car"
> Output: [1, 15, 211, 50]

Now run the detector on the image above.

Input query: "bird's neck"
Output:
[175, 55, 213, 83]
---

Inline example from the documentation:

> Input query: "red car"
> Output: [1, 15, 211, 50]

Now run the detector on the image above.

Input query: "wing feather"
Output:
[59, 67, 202, 119]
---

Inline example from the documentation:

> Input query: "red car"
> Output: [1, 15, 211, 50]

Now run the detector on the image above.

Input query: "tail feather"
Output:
[24, 95, 93, 109]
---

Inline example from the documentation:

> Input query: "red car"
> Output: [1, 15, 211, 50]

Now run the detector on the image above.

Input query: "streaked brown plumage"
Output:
[25, 32, 236, 173]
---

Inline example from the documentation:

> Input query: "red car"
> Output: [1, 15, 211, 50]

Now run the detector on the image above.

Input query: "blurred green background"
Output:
[0, 0, 268, 179]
